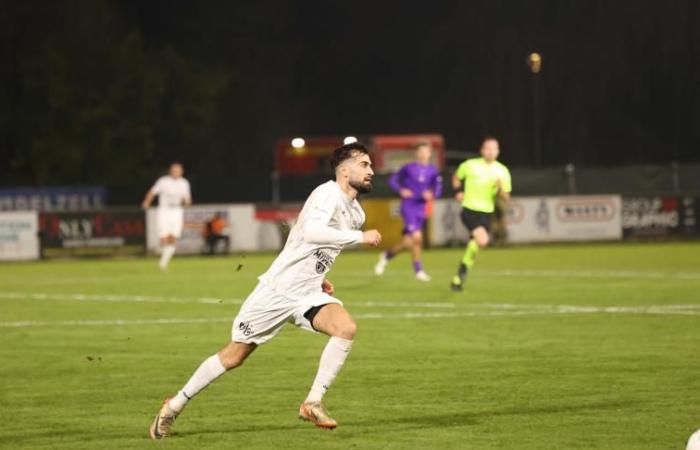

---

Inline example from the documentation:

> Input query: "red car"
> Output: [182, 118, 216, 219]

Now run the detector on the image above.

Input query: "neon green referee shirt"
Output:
[455, 157, 512, 213]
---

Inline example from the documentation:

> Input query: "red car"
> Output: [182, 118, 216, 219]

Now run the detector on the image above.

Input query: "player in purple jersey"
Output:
[374, 142, 442, 281]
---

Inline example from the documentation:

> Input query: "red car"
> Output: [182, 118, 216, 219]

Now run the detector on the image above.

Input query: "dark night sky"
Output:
[1, 0, 699, 197]
[121, 1, 700, 163]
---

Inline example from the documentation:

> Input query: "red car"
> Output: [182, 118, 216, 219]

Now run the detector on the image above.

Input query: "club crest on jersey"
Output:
[313, 249, 334, 274]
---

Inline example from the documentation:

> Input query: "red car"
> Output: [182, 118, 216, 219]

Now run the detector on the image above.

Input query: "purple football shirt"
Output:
[388, 162, 443, 233]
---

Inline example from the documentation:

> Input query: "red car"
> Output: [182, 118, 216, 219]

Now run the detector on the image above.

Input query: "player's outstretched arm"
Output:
[183, 181, 192, 206]
[495, 177, 511, 202]
[432, 172, 444, 198]
[389, 169, 412, 198]
[304, 218, 364, 246]
[362, 230, 382, 247]
[141, 190, 155, 209]
[451, 173, 462, 190]
[452, 173, 464, 202]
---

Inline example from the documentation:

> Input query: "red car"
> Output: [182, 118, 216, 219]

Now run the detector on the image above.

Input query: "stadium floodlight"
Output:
[291, 137, 305, 148]
[343, 136, 358, 145]
[527, 52, 542, 74]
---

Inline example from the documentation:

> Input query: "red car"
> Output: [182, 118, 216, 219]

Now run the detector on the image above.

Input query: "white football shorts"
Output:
[157, 208, 184, 238]
[232, 282, 342, 345]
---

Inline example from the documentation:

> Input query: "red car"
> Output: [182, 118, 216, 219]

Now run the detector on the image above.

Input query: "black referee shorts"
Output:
[460, 207, 493, 233]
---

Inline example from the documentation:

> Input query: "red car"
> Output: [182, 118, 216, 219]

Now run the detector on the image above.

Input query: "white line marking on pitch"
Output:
[2, 304, 700, 328]
[0, 292, 244, 305]
[0, 292, 456, 309]
[475, 269, 700, 280]
[343, 269, 700, 280]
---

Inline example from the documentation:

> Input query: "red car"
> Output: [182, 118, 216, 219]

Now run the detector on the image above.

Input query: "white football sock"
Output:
[168, 354, 226, 413]
[159, 244, 176, 269]
[305, 336, 353, 404]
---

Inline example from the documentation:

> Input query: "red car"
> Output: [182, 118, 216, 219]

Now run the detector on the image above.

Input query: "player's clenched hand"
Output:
[422, 190, 434, 201]
[362, 230, 382, 247]
[399, 188, 413, 199]
[321, 279, 334, 295]
[454, 192, 464, 202]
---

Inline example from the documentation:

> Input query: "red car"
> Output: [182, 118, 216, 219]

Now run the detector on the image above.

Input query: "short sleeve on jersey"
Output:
[501, 167, 512, 193]
[456, 161, 469, 180]
[151, 177, 164, 194]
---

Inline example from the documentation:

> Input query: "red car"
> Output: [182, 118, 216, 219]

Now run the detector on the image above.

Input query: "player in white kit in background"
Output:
[141, 162, 192, 270]
[149, 143, 382, 439]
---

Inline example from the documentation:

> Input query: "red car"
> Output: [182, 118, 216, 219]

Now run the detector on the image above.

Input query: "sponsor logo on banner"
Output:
[430, 195, 623, 245]
[555, 198, 617, 222]
[622, 196, 697, 238]
[507, 201, 526, 225]
[0, 187, 105, 211]
[39, 210, 145, 257]
[534, 199, 550, 234]
[0, 211, 40, 260]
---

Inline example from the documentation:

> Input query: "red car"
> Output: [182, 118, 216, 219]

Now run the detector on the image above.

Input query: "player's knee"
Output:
[336, 319, 356, 340]
[218, 346, 249, 370]
[220, 353, 245, 370]
[475, 234, 489, 248]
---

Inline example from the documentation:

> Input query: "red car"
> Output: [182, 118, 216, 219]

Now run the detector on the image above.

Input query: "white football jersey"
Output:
[258, 180, 365, 300]
[151, 176, 191, 209]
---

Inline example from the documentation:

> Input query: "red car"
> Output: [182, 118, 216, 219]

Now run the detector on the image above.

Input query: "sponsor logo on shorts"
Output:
[313, 249, 335, 274]
[238, 321, 254, 337]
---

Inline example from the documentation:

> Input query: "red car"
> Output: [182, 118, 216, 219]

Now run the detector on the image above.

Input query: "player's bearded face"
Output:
[348, 155, 374, 194]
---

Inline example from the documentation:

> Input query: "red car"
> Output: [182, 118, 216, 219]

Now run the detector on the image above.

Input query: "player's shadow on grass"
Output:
[346, 399, 637, 429]
[183, 400, 636, 436]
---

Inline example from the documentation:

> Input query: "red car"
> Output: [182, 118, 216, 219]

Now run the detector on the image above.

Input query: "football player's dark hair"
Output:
[481, 135, 498, 146]
[330, 142, 369, 171]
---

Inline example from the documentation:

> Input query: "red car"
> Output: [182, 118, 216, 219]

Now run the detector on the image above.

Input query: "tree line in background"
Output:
[1, 1, 699, 199]
[0, 1, 227, 189]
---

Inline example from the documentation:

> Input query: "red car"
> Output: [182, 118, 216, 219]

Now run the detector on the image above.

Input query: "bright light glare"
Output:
[291, 137, 305, 148]
[343, 136, 358, 144]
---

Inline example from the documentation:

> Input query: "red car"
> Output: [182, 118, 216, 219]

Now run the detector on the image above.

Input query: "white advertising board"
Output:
[430, 195, 622, 245]
[0, 211, 40, 260]
[506, 195, 622, 243]
[146, 204, 282, 254]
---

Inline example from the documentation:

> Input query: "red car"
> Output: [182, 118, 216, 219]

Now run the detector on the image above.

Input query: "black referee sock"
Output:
[457, 263, 468, 283]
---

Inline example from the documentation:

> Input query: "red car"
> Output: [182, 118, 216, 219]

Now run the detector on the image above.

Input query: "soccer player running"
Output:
[374, 141, 442, 281]
[149, 143, 382, 439]
[450, 136, 511, 291]
[141, 162, 192, 270]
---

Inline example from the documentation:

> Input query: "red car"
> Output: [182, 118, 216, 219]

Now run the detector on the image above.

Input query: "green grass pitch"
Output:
[1, 242, 699, 449]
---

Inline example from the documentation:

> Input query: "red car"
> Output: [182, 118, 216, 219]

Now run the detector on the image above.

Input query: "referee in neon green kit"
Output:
[451, 136, 512, 291]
